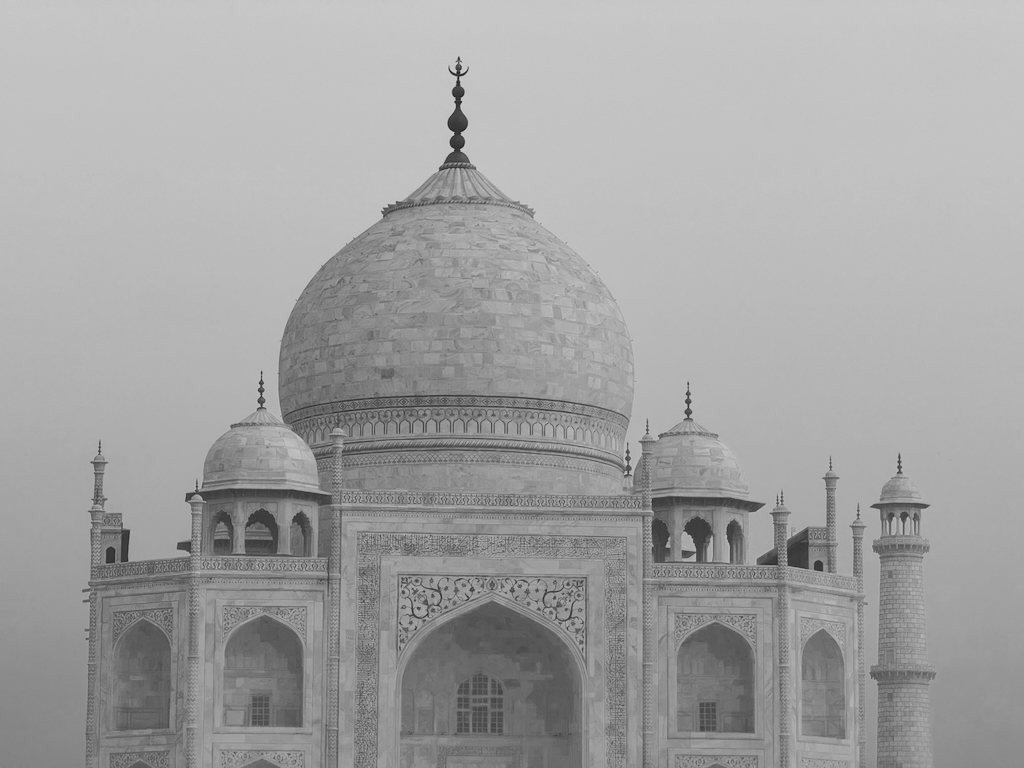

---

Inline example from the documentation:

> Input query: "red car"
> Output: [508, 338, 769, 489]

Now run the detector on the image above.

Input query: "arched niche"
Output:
[684, 516, 713, 563]
[105, 547, 116, 564]
[676, 623, 754, 733]
[398, 599, 583, 767]
[290, 512, 312, 557]
[244, 509, 278, 555]
[801, 629, 846, 738]
[222, 616, 303, 727]
[113, 620, 171, 730]
[211, 510, 233, 554]
[726, 519, 744, 564]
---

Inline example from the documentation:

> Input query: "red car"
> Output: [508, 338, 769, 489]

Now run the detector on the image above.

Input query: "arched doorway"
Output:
[801, 630, 846, 738]
[398, 600, 583, 768]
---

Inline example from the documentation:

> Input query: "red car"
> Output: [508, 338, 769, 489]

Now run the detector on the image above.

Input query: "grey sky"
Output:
[1, 2, 1022, 766]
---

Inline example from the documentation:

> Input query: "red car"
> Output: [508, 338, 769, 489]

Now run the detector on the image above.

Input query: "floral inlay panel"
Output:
[222, 605, 306, 638]
[674, 613, 757, 649]
[110, 752, 170, 768]
[112, 608, 174, 643]
[799, 616, 847, 651]
[398, 574, 586, 655]
[219, 750, 304, 768]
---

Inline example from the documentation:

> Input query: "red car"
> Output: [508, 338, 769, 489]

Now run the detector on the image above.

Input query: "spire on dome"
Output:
[684, 383, 692, 420]
[897, 453, 903, 474]
[257, 372, 266, 409]
[829, 456, 833, 471]
[442, 57, 472, 169]
[645, 419, 650, 435]
[624, 444, 632, 477]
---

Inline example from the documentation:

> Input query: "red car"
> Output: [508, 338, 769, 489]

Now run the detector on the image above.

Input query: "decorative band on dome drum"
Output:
[283, 394, 628, 427]
[381, 196, 536, 217]
[320, 448, 620, 477]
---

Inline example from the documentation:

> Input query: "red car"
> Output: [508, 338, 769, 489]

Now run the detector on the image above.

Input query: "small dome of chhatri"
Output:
[202, 377, 322, 494]
[875, 454, 928, 507]
[649, 386, 751, 500]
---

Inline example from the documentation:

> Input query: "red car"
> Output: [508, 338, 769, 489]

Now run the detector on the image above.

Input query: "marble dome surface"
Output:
[202, 406, 322, 494]
[876, 472, 927, 507]
[649, 417, 751, 500]
[279, 164, 633, 422]
[276, 157, 634, 495]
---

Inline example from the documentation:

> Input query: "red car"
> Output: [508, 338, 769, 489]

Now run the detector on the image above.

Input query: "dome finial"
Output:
[624, 443, 632, 477]
[780, 489, 785, 506]
[257, 372, 266, 409]
[897, 453, 903, 474]
[684, 382, 692, 419]
[645, 418, 650, 436]
[856, 502, 861, 520]
[442, 57, 472, 168]
[829, 455, 833, 471]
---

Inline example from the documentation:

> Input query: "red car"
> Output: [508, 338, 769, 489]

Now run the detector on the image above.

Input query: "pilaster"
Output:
[186, 494, 204, 768]
[772, 499, 792, 768]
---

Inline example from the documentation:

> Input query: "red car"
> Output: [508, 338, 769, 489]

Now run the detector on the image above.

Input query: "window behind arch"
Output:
[223, 616, 303, 727]
[456, 672, 504, 734]
[677, 623, 754, 733]
[114, 621, 171, 730]
[802, 630, 845, 738]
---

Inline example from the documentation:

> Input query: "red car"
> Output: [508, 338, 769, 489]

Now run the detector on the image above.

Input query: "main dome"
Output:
[279, 105, 633, 494]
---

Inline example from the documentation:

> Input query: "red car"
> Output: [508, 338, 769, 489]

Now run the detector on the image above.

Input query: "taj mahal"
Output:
[83, 62, 937, 768]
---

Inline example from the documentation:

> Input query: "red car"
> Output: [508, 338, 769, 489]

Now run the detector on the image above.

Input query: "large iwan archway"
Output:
[398, 600, 583, 768]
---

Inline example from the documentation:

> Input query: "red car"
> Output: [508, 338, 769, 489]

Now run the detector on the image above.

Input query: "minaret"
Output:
[823, 457, 839, 572]
[851, 505, 868, 768]
[771, 492, 792, 768]
[870, 455, 935, 768]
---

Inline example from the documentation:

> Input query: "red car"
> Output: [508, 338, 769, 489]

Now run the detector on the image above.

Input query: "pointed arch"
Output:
[106, 546, 117, 563]
[113, 620, 171, 730]
[244, 509, 278, 555]
[684, 515, 713, 562]
[289, 512, 312, 557]
[222, 615, 303, 727]
[398, 599, 583, 766]
[676, 622, 754, 733]
[802, 629, 846, 738]
[726, 519, 744, 564]
[211, 510, 233, 554]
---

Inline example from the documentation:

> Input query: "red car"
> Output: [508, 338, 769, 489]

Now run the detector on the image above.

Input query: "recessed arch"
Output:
[397, 598, 584, 766]
[676, 622, 754, 733]
[244, 509, 278, 555]
[726, 519, 744, 564]
[211, 510, 233, 554]
[113, 619, 171, 730]
[222, 615, 303, 727]
[289, 512, 312, 557]
[684, 515, 713, 563]
[802, 629, 846, 738]
[105, 546, 116, 563]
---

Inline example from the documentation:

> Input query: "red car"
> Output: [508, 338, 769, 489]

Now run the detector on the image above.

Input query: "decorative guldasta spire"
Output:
[442, 57, 473, 169]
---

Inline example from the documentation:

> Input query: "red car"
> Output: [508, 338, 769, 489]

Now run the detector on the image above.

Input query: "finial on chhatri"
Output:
[780, 489, 785, 506]
[443, 57, 471, 167]
[257, 372, 266, 409]
[195, 479, 199, 493]
[98, 440, 102, 455]
[684, 382, 692, 419]
[897, 453, 903, 474]
[856, 502, 861, 520]
[624, 444, 632, 476]
[829, 456, 833, 471]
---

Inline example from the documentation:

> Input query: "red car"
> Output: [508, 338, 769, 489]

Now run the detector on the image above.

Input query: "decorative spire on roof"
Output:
[97, 440, 102, 455]
[897, 453, 903, 474]
[195, 479, 199, 493]
[780, 489, 785, 506]
[684, 382, 692, 420]
[624, 444, 632, 477]
[443, 57, 473, 169]
[645, 419, 650, 435]
[257, 372, 266, 409]
[829, 456, 833, 472]
[856, 502, 861, 520]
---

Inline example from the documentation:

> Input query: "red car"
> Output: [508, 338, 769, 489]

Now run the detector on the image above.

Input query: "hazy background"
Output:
[2, 2, 1022, 766]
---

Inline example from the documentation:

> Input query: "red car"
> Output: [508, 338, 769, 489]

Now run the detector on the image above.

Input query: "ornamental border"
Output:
[222, 605, 308, 639]
[286, 394, 628, 429]
[355, 532, 628, 768]
[218, 749, 304, 768]
[112, 608, 174, 644]
[675, 756, 758, 768]
[799, 616, 847, 652]
[397, 574, 586, 656]
[674, 613, 757, 650]
[109, 751, 170, 768]
[340, 490, 642, 510]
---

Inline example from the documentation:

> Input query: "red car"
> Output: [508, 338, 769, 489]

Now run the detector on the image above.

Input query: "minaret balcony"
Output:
[870, 664, 937, 682]
[872, 536, 931, 555]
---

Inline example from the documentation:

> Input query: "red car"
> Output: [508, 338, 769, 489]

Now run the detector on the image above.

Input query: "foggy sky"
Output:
[2, 3, 1022, 766]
